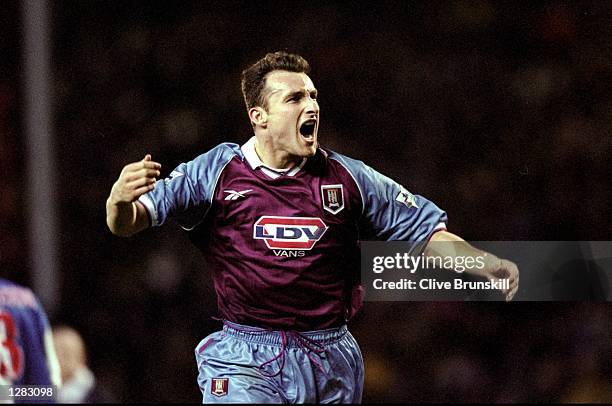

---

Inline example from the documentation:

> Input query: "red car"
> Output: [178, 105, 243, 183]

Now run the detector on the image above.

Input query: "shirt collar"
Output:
[241, 136, 306, 178]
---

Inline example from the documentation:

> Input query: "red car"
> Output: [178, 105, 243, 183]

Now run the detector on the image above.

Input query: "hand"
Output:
[109, 154, 161, 205]
[486, 257, 519, 301]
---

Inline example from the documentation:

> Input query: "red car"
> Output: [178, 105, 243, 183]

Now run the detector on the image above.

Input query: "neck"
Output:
[254, 137, 301, 170]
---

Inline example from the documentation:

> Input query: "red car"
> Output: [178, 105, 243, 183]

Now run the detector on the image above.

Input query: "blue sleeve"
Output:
[138, 143, 239, 230]
[20, 298, 60, 389]
[329, 152, 448, 241]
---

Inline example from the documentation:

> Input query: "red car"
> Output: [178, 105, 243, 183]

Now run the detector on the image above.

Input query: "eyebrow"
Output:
[284, 89, 318, 100]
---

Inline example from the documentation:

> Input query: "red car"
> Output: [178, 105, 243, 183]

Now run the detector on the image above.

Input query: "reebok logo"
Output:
[223, 189, 253, 201]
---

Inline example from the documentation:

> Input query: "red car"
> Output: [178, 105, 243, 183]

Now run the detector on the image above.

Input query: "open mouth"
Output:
[299, 120, 316, 138]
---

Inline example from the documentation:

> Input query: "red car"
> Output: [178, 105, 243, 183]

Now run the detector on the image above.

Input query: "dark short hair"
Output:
[241, 51, 311, 112]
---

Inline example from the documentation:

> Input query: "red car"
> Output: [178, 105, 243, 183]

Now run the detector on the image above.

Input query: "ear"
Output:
[248, 107, 268, 128]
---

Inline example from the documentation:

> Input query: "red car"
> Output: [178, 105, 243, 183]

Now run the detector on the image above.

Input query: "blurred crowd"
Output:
[356, 302, 611, 403]
[1, 0, 611, 403]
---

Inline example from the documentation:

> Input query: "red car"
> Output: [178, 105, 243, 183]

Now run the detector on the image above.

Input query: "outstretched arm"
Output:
[106, 154, 161, 237]
[425, 230, 519, 301]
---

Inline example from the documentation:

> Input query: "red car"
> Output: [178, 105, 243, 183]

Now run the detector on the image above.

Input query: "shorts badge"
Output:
[211, 378, 229, 397]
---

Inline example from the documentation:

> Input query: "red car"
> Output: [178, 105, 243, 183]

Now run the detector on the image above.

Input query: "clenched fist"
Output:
[109, 154, 162, 205]
[106, 154, 162, 237]
[485, 257, 520, 301]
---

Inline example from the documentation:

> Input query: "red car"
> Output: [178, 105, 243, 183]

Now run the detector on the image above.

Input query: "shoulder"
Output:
[323, 148, 378, 180]
[324, 148, 366, 171]
[0, 279, 39, 309]
[0, 278, 18, 290]
[178, 142, 244, 182]
[323, 147, 386, 187]
[191, 142, 243, 166]
[0, 282, 33, 301]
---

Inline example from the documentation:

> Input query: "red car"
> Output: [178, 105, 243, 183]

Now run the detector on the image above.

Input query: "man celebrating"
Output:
[106, 51, 518, 403]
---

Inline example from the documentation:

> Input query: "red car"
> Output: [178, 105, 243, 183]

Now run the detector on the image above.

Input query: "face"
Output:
[258, 70, 320, 163]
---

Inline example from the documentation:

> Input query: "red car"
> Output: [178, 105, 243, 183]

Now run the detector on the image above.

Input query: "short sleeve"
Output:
[138, 143, 239, 230]
[329, 152, 447, 242]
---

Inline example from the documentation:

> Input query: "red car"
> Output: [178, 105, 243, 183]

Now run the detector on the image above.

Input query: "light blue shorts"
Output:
[194, 321, 364, 403]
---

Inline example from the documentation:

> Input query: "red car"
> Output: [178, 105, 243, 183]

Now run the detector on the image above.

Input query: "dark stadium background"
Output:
[1, 1, 611, 402]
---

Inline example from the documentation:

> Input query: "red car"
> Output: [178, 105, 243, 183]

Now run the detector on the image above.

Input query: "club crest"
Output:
[211, 378, 229, 397]
[321, 184, 345, 214]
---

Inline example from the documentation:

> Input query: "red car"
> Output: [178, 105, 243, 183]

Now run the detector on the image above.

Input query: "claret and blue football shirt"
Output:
[139, 137, 447, 330]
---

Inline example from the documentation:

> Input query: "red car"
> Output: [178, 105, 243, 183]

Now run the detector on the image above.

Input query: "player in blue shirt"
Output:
[0, 278, 61, 400]
[106, 51, 519, 403]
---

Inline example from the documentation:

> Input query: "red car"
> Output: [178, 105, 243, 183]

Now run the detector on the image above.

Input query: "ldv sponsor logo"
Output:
[254, 216, 328, 250]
